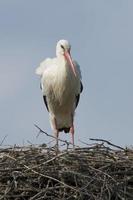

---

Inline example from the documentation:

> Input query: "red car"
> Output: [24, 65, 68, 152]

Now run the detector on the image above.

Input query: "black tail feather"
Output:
[58, 127, 70, 133]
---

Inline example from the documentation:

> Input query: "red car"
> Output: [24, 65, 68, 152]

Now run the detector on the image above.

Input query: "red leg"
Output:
[52, 117, 59, 152]
[70, 124, 75, 149]
[55, 129, 59, 150]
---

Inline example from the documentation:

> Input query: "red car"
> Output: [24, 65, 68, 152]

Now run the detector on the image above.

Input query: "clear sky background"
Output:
[0, 0, 133, 147]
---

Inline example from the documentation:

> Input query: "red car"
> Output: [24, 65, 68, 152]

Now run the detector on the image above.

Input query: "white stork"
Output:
[36, 39, 83, 148]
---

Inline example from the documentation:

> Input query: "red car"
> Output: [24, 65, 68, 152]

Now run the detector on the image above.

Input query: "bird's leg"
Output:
[52, 117, 59, 152]
[70, 114, 75, 149]
[70, 124, 75, 149]
[54, 129, 59, 151]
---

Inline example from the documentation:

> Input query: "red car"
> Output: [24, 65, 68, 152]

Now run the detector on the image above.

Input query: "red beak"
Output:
[64, 51, 77, 77]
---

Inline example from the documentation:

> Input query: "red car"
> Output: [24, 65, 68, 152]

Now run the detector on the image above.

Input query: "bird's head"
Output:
[56, 39, 77, 77]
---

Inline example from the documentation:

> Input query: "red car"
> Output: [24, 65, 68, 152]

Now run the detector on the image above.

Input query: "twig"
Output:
[5, 154, 79, 193]
[88, 165, 117, 183]
[89, 138, 125, 150]
[30, 151, 68, 170]
[34, 124, 79, 149]
[0, 135, 8, 146]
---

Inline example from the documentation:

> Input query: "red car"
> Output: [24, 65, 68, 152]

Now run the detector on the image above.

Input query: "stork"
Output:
[36, 39, 83, 149]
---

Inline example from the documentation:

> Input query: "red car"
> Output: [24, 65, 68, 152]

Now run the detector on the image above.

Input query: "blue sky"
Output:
[0, 0, 133, 147]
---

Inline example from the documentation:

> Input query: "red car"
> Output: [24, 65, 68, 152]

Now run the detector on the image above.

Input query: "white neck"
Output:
[56, 49, 64, 57]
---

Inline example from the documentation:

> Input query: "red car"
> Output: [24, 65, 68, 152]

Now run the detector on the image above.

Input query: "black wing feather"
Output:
[75, 95, 80, 108]
[75, 81, 83, 108]
[43, 96, 49, 112]
[40, 83, 49, 112]
[80, 81, 83, 93]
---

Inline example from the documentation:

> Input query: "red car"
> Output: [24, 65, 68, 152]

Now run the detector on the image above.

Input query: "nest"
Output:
[0, 135, 133, 200]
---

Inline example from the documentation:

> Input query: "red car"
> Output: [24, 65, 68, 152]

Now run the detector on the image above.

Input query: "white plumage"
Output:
[36, 40, 83, 148]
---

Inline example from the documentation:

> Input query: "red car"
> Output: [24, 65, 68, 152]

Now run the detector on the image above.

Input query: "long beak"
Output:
[64, 51, 77, 77]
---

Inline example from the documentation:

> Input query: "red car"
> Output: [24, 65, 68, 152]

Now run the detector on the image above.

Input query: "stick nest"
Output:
[0, 139, 133, 200]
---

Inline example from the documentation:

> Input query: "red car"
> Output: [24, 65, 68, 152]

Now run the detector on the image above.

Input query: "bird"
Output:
[35, 39, 83, 149]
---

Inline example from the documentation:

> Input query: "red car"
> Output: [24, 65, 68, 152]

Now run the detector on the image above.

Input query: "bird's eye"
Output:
[60, 45, 65, 50]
